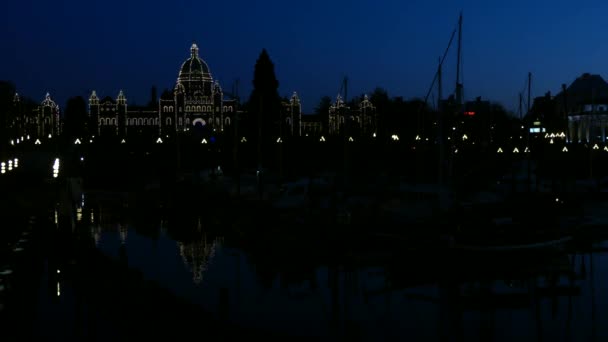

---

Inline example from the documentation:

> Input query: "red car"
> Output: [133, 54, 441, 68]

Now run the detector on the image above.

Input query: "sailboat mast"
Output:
[527, 72, 532, 115]
[438, 57, 445, 206]
[455, 12, 463, 105]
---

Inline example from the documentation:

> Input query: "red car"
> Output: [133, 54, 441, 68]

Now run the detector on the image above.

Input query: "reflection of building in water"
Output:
[178, 233, 222, 285]
[91, 224, 101, 246]
[119, 224, 128, 244]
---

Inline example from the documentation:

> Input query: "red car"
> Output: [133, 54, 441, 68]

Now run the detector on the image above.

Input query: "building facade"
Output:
[328, 94, 376, 137]
[89, 43, 239, 139]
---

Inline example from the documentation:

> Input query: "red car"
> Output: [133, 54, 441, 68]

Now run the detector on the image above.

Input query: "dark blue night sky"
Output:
[1, 0, 607, 113]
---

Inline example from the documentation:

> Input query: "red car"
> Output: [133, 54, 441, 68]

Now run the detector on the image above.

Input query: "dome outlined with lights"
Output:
[177, 43, 213, 96]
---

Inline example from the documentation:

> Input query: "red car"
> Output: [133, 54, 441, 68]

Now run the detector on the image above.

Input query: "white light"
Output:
[562, 146, 568, 152]
[26, 135, 30, 140]
[348, 136, 354, 142]
[201, 138, 208, 144]
[14, 158, 18, 167]
[57, 269, 60, 274]
[16, 138, 19, 144]
[241, 137, 247, 143]
[555, 198, 559, 202]
[320, 136, 326, 142]
[89, 140, 93, 143]
[452, 127, 456, 131]
[276, 137, 282, 143]
[524, 147, 530, 153]
[415, 135, 421, 141]
[513, 147, 519, 153]
[80, 157, 84, 161]
[391, 134, 399, 141]
[497, 147, 503, 153]
[48, 134, 52, 139]
[550, 139, 554, 144]
[372, 133, 376, 138]
[34, 139, 41, 145]
[593, 144, 599, 150]
[121, 139, 126, 144]
[10, 140, 14, 145]
[74, 138, 81, 145]
[57, 282, 60, 297]
[462, 134, 468, 141]
[604, 146, 608, 152]
[156, 137, 163, 144]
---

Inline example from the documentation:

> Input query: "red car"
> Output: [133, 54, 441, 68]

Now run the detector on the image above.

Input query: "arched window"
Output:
[138, 118, 143, 126]
[169, 106, 174, 112]
[186, 106, 191, 112]
[166, 117, 172, 126]
[207, 106, 212, 112]
[228, 106, 233, 112]
[163, 106, 168, 112]
[155, 118, 159, 125]
[223, 106, 227, 112]
[112, 118, 117, 125]
[216, 118, 220, 126]
[225, 117, 231, 126]
[197, 106, 202, 112]
[179, 118, 182, 126]
[286, 117, 292, 125]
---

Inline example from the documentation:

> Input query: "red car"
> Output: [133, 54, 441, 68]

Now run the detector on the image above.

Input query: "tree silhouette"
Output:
[63, 96, 87, 140]
[370, 87, 390, 136]
[0, 81, 16, 153]
[148, 86, 158, 108]
[247, 49, 280, 139]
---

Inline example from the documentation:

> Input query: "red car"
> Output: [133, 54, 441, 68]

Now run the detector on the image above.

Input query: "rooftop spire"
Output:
[191, 43, 199, 58]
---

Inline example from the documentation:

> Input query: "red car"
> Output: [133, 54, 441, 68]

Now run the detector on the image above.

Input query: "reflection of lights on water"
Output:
[8, 160, 12, 171]
[14, 158, 18, 168]
[56, 282, 60, 297]
[1, 162, 5, 174]
[76, 208, 82, 222]
[90, 209, 94, 223]
[54, 209, 58, 225]
[178, 235, 222, 285]
[119, 224, 127, 244]
[57, 269, 60, 274]
[52, 158, 60, 178]
[48, 134, 52, 139]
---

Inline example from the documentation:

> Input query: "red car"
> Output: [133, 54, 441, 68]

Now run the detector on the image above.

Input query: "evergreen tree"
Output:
[63, 96, 87, 140]
[247, 49, 281, 142]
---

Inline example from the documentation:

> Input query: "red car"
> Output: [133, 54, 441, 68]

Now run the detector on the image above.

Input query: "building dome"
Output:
[178, 43, 212, 83]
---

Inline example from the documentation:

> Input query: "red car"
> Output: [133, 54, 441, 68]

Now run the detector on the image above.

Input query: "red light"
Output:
[464, 111, 475, 116]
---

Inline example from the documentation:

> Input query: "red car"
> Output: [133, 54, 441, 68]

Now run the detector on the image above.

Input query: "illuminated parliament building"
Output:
[6, 43, 379, 142]
[89, 43, 240, 138]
